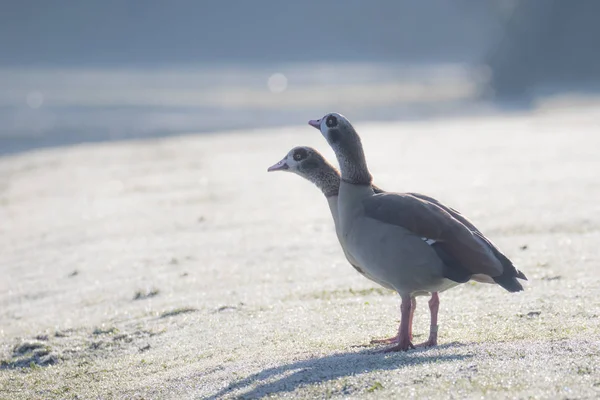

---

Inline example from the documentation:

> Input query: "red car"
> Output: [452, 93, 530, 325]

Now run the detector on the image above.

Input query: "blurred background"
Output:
[1, 0, 599, 156]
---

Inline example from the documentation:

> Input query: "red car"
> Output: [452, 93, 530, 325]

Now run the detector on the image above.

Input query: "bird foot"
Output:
[382, 335, 415, 353]
[370, 335, 399, 345]
[378, 337, 415, 352]
[414, 326, 438, 348]
[414, 338, 437, 348]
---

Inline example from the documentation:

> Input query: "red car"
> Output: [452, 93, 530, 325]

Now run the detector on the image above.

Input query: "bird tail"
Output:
[492, 250, 527, 292]
[493, 275, 525, 292]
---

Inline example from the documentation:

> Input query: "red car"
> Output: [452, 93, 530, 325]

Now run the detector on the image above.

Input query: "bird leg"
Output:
[370, 296, 416, 344]
[369, 336, 398, 345]
[408, 296, 416, 341]
[382, 294, 415, 352]
[415, 292, 439, 348]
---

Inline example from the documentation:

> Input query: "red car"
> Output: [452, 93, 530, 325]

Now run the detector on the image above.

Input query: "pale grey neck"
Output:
[336, 141, 372, 186]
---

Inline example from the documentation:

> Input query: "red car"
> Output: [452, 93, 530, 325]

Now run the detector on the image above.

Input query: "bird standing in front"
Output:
[308, 112, 527, 351]
[266, 146, 503, 348]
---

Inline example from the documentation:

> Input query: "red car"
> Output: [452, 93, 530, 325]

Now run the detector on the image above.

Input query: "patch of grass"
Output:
[577, 366, 593, 375]
[350, 287, 393, 296]
[89, 341, 105, 350]
[160, 307, 197, 318]
[13, 341, 47, 355]
[213, 303, 244, 313]
[303, 287, 394, 300]
[112, 333, 131, 342]
[467, 377, 527, 395]
[517, 311, 541, 318]
[133, 288, 160, 300]
[29, 361, 40, 370]
[54, 329, 73, 338]
[541, 275, 562, 281]
[139, 344, 151, 352]
[52, 386, 72, 396]
[367, 381, 384, 392]
[3, 341, 58, 369]
[93, 327, 119, 335]
[32, 347, 50, 358]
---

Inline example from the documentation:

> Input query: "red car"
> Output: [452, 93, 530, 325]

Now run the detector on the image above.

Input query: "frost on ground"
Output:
[1, 106, 599, 399]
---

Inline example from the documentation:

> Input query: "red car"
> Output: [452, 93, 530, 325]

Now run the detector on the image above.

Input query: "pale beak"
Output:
[267, 158, 289, 172]
[308, 119, 321, 129]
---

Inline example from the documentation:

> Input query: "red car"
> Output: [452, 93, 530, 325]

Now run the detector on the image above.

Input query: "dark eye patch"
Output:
[326, 115, 338, 128]
[293, 147, 308, 161]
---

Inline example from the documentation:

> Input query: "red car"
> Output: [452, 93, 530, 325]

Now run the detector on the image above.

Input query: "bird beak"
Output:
[267, 158, 289, 172]
[308, 119, 321, 130]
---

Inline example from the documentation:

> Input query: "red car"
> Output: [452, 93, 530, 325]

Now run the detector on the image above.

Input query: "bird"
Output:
[267, 146, 394, 291]
[266, 145, 511, 348]
[306, 112, 528, 351]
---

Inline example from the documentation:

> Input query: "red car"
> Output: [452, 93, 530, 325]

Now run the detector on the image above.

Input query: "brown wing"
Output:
[408, 192, 527, 282]
[362, 192, 504, 277]
[407, 192, 482, 235]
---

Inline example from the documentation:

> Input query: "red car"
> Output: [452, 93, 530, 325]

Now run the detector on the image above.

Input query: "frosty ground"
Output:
[1, 105, 599, 399]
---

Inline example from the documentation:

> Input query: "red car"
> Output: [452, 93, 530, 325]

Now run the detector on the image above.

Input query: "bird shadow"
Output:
[206, 341, 471, 399]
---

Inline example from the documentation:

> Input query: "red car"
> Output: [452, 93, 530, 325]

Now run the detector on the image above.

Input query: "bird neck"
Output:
[308, 166, 341, 198]
[336, 137, 372, 186]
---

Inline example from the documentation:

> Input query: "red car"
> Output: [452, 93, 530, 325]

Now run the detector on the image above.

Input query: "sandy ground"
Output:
[1, 106, 599, 399]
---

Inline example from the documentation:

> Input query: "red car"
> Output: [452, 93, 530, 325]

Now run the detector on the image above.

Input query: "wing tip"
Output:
[494, 275, 525, 292]
[516, 269, 528, 281]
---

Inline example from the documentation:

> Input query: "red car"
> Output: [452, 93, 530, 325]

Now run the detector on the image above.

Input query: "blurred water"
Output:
[4, 2, 599, 156]
[0, 1, 506, 156]
[0, 62, 491, 156]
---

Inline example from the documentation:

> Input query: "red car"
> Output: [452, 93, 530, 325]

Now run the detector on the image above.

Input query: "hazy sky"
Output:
[0, 1, 497, 66]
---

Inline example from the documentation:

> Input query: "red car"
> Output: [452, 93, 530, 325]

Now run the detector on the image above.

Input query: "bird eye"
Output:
[293, 148, 308, 161]
[326, 115, 338, 128]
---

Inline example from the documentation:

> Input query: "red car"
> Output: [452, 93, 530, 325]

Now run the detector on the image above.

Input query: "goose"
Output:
[307, 113, 527, 351]
[267, 146, 392, 291]
[267, 146, 502, 347]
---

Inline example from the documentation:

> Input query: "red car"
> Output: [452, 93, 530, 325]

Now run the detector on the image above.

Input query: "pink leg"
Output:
[415, 292, 439, 348]
[371, 296, 416, 344]
[408, 296, 416, 341]
[382, 295, 415, 352]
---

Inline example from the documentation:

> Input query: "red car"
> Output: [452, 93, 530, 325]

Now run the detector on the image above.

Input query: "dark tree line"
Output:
[485, 0, 600, 99]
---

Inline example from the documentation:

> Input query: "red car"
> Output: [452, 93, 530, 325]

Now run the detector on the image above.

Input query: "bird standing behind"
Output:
[306, 112, 527, 351]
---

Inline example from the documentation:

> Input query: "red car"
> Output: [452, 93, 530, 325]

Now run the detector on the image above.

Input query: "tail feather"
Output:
[493, 275, 524, 292]
[515, 269, 528, 281]
[489, 245, 527, 292]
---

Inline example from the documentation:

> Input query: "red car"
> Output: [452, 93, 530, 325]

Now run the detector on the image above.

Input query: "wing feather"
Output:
[362, 193, 504, 277]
